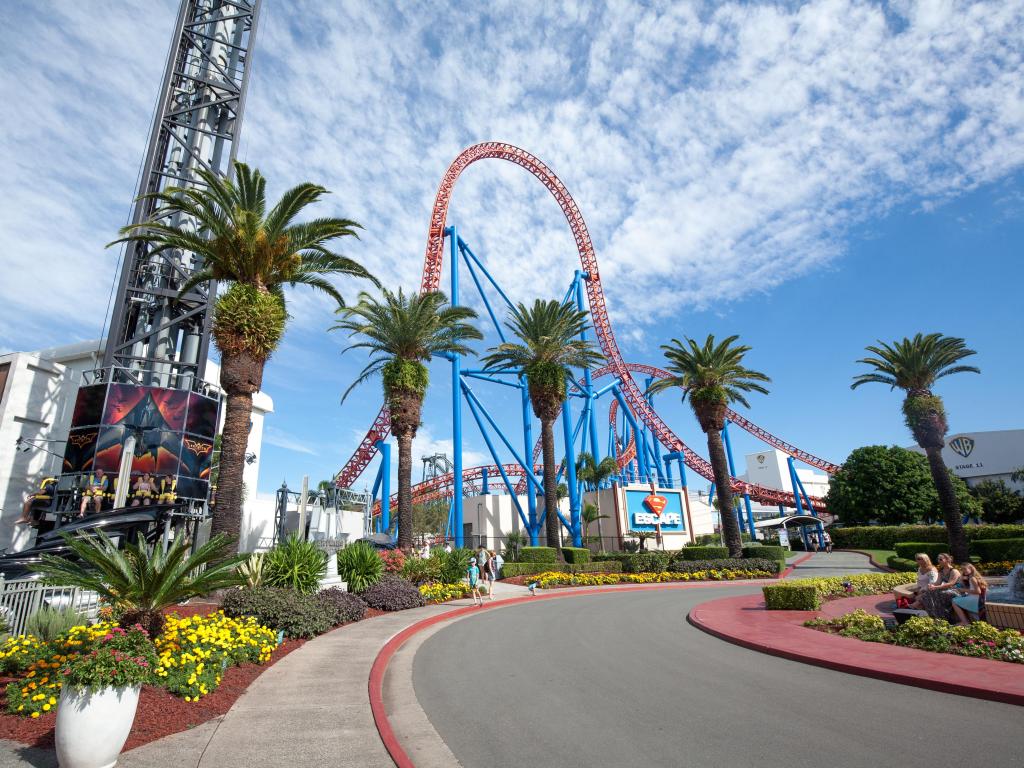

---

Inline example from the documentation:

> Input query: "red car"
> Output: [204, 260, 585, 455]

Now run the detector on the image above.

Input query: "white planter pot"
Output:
[55, 684, 141, 768]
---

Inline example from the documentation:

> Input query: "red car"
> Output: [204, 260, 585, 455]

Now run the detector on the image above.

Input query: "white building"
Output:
[911, 429, 1024, 492]
[0, 340, 273, 553]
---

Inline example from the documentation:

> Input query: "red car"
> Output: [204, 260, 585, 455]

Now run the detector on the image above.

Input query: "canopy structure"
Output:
[753, 514, 822, 530]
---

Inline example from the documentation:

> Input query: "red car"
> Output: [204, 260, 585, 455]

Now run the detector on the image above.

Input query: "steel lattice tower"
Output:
[103, 0, 261, 390]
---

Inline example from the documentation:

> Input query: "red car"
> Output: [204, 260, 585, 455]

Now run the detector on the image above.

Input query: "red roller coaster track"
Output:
[337, 142, 830, 514]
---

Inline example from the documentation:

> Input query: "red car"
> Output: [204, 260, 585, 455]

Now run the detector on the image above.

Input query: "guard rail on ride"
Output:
[0, 577, 101, 637]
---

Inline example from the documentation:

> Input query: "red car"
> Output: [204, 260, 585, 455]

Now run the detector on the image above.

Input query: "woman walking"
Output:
[485, 550, 498, 601]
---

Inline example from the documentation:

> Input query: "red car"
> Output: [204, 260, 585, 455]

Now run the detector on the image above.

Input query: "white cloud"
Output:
[262, 426, 317, 455]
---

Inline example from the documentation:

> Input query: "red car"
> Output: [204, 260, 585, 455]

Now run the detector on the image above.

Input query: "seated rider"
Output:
[157, 475, 177, 505]
[131, 472, 156, 506]
[15, 477, 57, 526]
[79, 469, 108, 516]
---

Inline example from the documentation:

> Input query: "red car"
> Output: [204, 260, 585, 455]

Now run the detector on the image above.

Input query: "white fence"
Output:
[0, 577, 101, 637]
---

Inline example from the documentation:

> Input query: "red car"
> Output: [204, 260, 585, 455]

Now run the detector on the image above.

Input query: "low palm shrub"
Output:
[337, 541, 384, 592]
[37, 532, 245, 638]
[264, 535, 328, 595]
[433, 547, 472, 584]
[317, 587, 367, 624]
[238, 552, 266, 589]
[400, 555, 443, 585]
[357, 575, 425, 611]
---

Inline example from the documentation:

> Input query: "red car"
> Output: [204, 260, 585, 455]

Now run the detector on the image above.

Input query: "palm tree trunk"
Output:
[540, 418, 561, 554]
[396, 432, 414, 550]
[706, 429, 742, 558]
[924, 446, 969, 562]
[211, 390, 253, 550]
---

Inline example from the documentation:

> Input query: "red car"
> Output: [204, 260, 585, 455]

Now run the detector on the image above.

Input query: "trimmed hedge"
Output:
[593, 552, 633, 564]
[743, 545, 786, 561]
[501, 560, 621, 578]
[519, 546, 558, 563]
[763, 572, 910, 611]
[623, 552, 671, 573]
[894, 542, 957, 561]
[561, 547, 591, 565]
[670, 557, 783, 575]
[970, 538, 1024, 562]
[832, 525, 1024, 550]
[677, 546, 729, 561]
[887, 556, 917, 572]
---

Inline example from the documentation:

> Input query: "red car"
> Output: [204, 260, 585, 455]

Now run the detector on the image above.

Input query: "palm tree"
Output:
[576, 452, 620, 548]
[111, 162, 375, 549]
[647, 335, 770, 557]
[482, 300, 604, 554]
[333, 289, 481, 549]
[851, 333, 979, 562]
[580, 502, 608, 547]
[38, 532, 245, 638]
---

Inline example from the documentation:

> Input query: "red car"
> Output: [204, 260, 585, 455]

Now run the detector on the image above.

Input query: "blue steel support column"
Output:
[449, 227, 464, 547]
[481, 467, 489, 495]
[645, 376, 666, 486]
[721, 421, 750, 535]
[521, 383, 539, 544]
[787, 457, 804, 516]
[664, 458, 674, 487]
[575, 272, 603, 464]
[374, 440, 391, 536]
[561, 378, 582, 546]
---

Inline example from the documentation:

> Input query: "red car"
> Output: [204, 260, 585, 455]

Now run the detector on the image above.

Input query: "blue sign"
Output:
[624, 489, 686, 531]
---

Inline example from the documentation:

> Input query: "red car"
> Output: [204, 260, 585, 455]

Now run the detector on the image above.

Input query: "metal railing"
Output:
[0, 577, 101, 637]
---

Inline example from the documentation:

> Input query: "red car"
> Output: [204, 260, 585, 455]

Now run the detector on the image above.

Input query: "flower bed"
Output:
[533, 568, 773, 588]
[805, 610, 1024, 664]
[418, 582, 471, 603]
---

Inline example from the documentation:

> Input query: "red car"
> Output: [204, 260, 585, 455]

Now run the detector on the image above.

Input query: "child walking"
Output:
[468, 557, 483, 606]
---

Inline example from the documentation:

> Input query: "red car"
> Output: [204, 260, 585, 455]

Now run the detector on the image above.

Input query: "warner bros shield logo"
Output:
[949, 436, 975, 458]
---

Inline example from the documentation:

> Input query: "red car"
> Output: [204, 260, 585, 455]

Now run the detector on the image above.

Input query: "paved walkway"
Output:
[786, 550, 883, 577]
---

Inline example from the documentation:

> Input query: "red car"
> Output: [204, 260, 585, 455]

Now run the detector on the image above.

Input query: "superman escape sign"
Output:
[625, 489, 685, 530]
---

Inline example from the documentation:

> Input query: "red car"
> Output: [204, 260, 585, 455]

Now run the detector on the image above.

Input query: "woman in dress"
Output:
[918, 553, 962, 619]
[952, 563, 988, 625]
[907, 553, 939, 609]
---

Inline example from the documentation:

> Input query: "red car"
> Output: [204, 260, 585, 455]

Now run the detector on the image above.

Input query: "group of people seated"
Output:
[899, 552, 988, 625]
[77, 469, 177, 516]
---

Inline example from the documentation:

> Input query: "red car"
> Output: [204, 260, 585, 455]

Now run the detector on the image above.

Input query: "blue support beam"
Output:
[561, 377, 582, 545]
[521, 380, 540, 544]
[372, 440, 391, 536]
[449, 227, 464, 547]
[462, 384, 543, 492]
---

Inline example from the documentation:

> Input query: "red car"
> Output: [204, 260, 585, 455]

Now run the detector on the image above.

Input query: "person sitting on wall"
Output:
[952, 563, 988, 625]
[918, 553, 963, 619]
[907, 553, 939, 609]
[15, 477, 57, 526]
[157, 475, 177, 505]
[131, 473, 156, 506]
[79, 469, 108, 516]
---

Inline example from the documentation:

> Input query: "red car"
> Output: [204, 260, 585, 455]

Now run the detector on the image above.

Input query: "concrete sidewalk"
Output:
[0, 582, 530, 768]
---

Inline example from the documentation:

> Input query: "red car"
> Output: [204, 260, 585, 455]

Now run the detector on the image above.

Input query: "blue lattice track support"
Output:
[449, 226, 464, 547]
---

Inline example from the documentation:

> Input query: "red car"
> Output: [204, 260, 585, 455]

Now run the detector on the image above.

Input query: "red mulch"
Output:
[0, 638, 305, 751]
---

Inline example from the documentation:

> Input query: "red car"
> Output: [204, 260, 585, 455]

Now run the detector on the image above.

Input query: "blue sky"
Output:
[1, 1, 1022, 497]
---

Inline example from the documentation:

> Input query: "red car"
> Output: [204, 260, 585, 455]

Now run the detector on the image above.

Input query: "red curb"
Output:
[688, 593, 1024, 707]
[779, 552, 814, 578]
[369, 580, 776, 767]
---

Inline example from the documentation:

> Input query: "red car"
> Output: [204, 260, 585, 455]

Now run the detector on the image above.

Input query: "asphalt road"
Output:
[413, 586, 1021, 768]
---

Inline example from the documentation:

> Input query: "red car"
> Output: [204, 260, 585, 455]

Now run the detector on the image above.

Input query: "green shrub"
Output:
[969, 538, 1024, 562]
[677, 546, 729, 561]
[316, 587, 366, 624]
[743, 545, 786, 561]
[670, 557, 782, 575]
[357, 575, 426, 611]
[432, 547, 472, 584]
[501, 560, 621, 577]
[893, 542, 954, 561]
[831, 524, 1024, 550]
[337, 541, 385, 592]
[520, 546, 558, 563]
[763, 583, 820, 610]
[24, 606, 84, 643]
[264, 535, 328, 595]
[400, 555, 443, 585]
[763, 572, 909, 610]
[887, 556, 917, 572]
[222, 587, 336, 639]
[561, 547, 591, 565]
[623, 552, 671, 573]
[592, 552, 633, 564]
